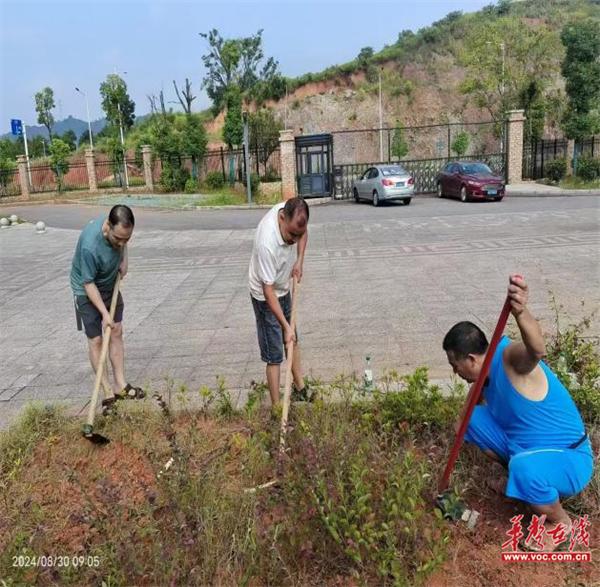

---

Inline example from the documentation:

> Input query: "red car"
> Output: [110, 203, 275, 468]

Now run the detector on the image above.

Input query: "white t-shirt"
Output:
[249, 203, 297, 300]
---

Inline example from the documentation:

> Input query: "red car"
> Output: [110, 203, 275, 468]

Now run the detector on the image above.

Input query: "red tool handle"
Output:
[437, 295, 514, 493]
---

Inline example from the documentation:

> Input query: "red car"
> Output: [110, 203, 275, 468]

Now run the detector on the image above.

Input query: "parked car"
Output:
[352, 164, 414, 206]
[436, 161, 505, 202]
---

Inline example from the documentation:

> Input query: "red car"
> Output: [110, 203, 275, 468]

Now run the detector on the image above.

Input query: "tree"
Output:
[35, 87, 55, 140]
[78, 130, 93, 148]
[49, 139, 70, 191]
[173, 78, 196, 114]
[451, 131, 470, 157]
[100, 74, 136, 130]
[29, 135, 48, 158]
[560, 19, 600, 141]
[391, 122, 409, 160]
[61, 130, 77, 151]
[357, 46, 374, 66]
[249, 108, 283, 175]
[181, 114, 208, 179]
[200, 28, 279, 111]
[459, 17, 563, 123]
[222, 86, 243, 150]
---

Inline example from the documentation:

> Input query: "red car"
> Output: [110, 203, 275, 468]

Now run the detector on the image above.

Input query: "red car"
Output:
[436, 161, 505, 202]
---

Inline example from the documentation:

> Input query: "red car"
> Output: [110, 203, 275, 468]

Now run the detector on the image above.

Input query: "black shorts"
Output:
[251, 292, 298, 364]
[74, 291, 124, 339]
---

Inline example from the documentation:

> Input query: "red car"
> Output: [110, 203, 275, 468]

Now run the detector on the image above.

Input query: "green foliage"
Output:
[575, 156, 600, 181]
[391, 122, 409, 160]
[49, 138, 71, 191]
[160, 164, 189, 193]
[100, 74, 136, 130]
[222, 86, 243, 149]
[60, 129, 77, 152]
[205, 170, 225, 189]
[249, 108, 282, 170]
[362, 367, 465, 433]
[545, 303, 600, 425]
[560, 19, 600, 139]
[181, 114, 208, 179]
[459, 17, 563, 121]
[545, 157, 567, 182]
[249, 172, 260, 195]
[451, 131, 470, 157]
[200, 28, 280, 111]
[184, 177, 198, 194]
[34, 87, 55, 139]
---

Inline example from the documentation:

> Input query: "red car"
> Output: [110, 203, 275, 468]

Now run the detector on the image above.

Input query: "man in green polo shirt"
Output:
[70, 204, 144, 405]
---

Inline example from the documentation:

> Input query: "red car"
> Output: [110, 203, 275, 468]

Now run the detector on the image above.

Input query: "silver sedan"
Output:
[352, 165, 415, 206]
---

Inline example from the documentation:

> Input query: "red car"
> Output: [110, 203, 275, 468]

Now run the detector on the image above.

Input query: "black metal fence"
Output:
[580, 136, 600, 158]
[0, 168, 21, 197]
[334, 153, 506, 198]
[522, 136, 600, 179]
[329, 121, 504, 166]
[522, 138, 568, 180]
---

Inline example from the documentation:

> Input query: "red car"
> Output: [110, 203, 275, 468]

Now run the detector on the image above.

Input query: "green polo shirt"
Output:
[70, 217, 121, 296]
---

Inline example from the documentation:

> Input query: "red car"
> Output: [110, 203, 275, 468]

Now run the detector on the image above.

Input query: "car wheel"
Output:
[460, 186, 468, 203]
[437, 182, 444, 198]
[372, 191, 379, 207]
[402, 198, 411, 205]
[353, 188, 360, 203]
[495, 196, 504, 202]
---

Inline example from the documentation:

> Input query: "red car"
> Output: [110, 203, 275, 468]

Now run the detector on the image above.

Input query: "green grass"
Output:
[559, 176, 600, 190]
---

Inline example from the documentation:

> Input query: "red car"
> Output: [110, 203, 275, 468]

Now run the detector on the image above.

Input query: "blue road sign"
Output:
[11, 119, 23, 136]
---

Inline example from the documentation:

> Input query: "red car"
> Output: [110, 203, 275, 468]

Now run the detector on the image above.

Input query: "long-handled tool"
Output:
[279, 276, 299, 456]
[82, 274, 121, 444]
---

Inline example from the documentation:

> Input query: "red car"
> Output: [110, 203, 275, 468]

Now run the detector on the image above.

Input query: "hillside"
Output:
[205, 0, 600, 160]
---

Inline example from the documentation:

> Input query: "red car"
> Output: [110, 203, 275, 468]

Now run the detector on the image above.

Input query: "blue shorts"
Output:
[251, 293, 297, 364]
[465, 405, 594, 505]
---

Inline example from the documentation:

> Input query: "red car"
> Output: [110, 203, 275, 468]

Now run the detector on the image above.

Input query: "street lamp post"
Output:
[112, 69, 129, 189]
[487, 40, 506, 153]
[75, 87, 93, 149]
[378, 68, 384, 162]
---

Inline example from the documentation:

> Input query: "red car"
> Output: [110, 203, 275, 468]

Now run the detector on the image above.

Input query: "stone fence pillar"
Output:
[16, 155, 30, 200]
[279, 130, 296, 200]
[85, 148, 98, 191]
[142, 145, 154, 191]
[506, 109, 526, 184]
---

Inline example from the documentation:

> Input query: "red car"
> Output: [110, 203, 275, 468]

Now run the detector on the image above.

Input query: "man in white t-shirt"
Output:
[249, 197, 310, 405]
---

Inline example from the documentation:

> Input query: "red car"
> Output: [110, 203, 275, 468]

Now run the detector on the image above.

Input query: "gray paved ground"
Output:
[1, 195, 598, 429]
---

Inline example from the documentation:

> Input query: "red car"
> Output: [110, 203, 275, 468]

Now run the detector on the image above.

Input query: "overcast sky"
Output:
[0, 0, 495, 134]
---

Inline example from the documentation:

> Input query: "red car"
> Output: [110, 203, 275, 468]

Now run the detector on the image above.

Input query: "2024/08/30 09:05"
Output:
[12, 555, 100, 568]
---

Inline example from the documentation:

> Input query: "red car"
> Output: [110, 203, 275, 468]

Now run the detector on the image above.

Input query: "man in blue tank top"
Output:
[443, 275, 593, 550]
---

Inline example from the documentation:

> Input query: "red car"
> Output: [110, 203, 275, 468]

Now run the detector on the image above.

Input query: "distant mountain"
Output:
[1, 116, 107, 141]
[2, 113, 154, 142]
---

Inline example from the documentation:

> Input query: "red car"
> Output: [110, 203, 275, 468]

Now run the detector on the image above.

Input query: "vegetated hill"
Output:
[205, 0, 599, 161]
[0, 116, 107, 142]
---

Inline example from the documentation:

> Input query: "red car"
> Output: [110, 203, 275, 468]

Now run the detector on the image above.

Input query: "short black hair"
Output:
[283, 197, 309, 224]
[108, 205, 135, 229]
[443, 321, 488, 359]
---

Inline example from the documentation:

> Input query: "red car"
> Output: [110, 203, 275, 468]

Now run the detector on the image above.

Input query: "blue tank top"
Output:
[484, 337, 587, 451]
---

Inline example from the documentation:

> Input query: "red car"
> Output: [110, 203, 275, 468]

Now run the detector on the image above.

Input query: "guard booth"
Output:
[295, 133, 333, 197]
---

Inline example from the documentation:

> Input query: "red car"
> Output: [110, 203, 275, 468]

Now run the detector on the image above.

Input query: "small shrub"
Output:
[205, 171, 225, 189]
[451, 131, 470, 158]
[184, 177, 198, 194]
[575, 156, 600, 182]
[545, 304, 600, 425]
[545, 157, 567, 182]
[250, 172, 260, 195]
